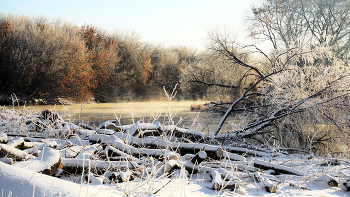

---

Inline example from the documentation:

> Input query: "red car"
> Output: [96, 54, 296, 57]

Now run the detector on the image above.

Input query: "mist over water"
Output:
[30, 101, 236, 134]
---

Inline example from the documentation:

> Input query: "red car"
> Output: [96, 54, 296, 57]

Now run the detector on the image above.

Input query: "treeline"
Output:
[0, 14, 202, 103]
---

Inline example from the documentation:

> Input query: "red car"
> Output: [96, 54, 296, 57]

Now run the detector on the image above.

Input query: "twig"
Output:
[153, 176, 175, 194]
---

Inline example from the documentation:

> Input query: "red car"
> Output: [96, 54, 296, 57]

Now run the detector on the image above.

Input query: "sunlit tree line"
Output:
[0, 14, 197, 103]
[1, 0, 350, 107]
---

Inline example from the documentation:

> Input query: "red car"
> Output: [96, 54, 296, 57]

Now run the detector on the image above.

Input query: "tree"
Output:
[248, 0, 350, 63]
[180, 1, 350, 154]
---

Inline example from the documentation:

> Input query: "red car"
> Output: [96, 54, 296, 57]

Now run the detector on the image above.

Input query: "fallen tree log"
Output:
[191, 151, 207, 164]
[13, 147, 62, 176]
[0, 144, 27, 161]
[253, 159, 304, 176]
[89, 134, 179, 160]
[7, 137, 25, 148]
[114, 132, 243, 161]
[101, 145, 138, 161]
[107, 171, 135, 183]
[75, 144, 100, 160]
[209, 170, 240, 191]
[253, 171, 277, 193]
[61, 158, 138, 174]
[315, 174, 339, 187]
[161, 125, 209, 143]
[222, 145, 268, 157]
[164, 159, 180, 173]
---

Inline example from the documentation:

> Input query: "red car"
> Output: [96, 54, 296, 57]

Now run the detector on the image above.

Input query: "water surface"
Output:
[26, 101, 236, 134]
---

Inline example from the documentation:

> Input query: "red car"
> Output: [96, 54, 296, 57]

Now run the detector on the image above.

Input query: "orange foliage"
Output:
[140, 52, 154, 85]
[0, 21, 11, 38]
[81, 25, 118, 87]
[56, 42, 95, 102]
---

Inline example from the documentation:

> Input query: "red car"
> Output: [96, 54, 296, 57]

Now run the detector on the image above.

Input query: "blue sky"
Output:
[1, 0, 261, 50]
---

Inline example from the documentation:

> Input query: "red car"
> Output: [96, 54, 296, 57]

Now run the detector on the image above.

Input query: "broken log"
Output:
[164, 159, 180, 173]
[190, 151, 207, 164]
[84, 172, 104, 185]
[210, 170, 222, 190]
[316, 174, 339, 187]
[0, 144, 27, 161]
[0, 132, 7, 143]
[13, 147, 62, 176]
[254, 172, 277, 193]
[108, 171, 135, 183]
[210, 169, 241, 191]
[253, 159, 304, 176]
[7, 137, 24, 148]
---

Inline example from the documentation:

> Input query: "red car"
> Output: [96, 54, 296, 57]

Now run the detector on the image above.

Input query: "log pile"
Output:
[1, 109, 350, 194]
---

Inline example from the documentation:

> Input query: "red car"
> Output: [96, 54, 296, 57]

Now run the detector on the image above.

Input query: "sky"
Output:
[0, 0, 262, 50]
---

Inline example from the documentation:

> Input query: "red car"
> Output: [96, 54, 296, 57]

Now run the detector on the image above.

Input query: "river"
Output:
[19, 101, 237, 134]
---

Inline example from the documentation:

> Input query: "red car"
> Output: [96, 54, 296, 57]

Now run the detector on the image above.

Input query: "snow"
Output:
[2, 110, 350, 196]
[13, 147, 60, 173]
[0, 132, 7, 143]
[0, 161, 122, 196]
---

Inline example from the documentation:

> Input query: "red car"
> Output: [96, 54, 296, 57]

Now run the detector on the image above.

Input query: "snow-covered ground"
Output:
[0, 107, 350, 197]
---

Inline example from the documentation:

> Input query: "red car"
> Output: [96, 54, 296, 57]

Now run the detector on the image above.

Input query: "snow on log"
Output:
[98, 121, 118, 130]
[0, 158, 13, 164]
[101, 145, 137, 161]
[164, 159, 180, 173]
[342, 179, 350, 191]
[7, 137, 24, 148]
[210, 170, 223, 190]
[253, 172, 277, 193]
[74, 128, 95, 138]
[84, 172, 104, 185]
[315, 174, 339, 187]
[90, 134, 179, 160]
[0, 132, 7, 143]
[222, 151, 246, 161]
[59, 146, 83, 158]
[107, 171, 134, 183]
[161, 125, 208, 142]
[253, 159, 304, 176]
[115, 132, 242, 161]
[13, 147, 62, 176]
[134, 130, 161, 138]
[67, 134, 90, 146]
[97, 129, 115, 135]
[61, 158, 138, 173]
[169, 142, 224, 160]
[0, 144, 27, 161]
[222, 145, 268, 157]
[217, 168, 241, 184]
[23, 141, 58, 155]
[115, 123, 138, 135]
[183, 161, 215, 174]
[75, 144, 100, 159]
[190, 151, 207, 164]
[209, 169, 241, 191]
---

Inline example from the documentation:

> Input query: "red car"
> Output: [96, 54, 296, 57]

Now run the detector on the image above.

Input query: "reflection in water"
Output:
[25, 101, 237, 134]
